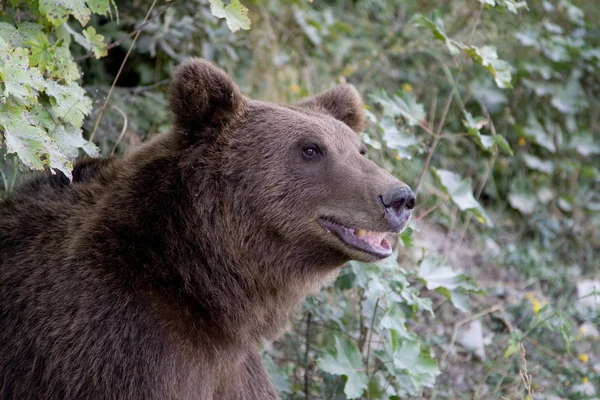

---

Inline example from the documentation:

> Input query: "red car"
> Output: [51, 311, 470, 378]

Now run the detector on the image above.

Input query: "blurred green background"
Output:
[1, 0, 599, 398]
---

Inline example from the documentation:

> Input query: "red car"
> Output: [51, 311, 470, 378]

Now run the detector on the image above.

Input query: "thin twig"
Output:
[75, 1, 177, 62]
[414, 202, 443, 222]
[89, 0, 159, 143]
[304, 312, 312, 400]
[366, 297, 380, 400]
[439, 303, 504, 368]
[110, 105, 129, 156]
[413, 80, 457, 196]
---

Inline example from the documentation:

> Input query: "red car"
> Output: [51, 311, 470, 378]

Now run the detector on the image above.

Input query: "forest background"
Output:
[0, 0, 599, 398]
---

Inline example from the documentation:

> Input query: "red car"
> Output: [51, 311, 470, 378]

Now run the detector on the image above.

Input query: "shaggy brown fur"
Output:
[0, 59, 414, 399]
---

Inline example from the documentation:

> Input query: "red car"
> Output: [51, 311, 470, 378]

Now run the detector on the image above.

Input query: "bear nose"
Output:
[380, 187, 416, 215]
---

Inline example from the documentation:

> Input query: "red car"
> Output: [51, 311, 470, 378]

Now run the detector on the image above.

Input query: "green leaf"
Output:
[522, 114, 555, 153]
[377, 332, 440, 394]
[463, 111, 494, 152]
[0, 105, 72, 178]
[52, 45, 80, 84]
[39, 0, 91, 27]
[28, 33, 54, 74]
[477, 0, 528, 14]
[317, 335, 367, 399]
[0, 41, 45, 105]
[377, 116, 419, 160]
[492, 135, 513, 155]
[209, 0, 251, 32]
[418, 258, 484, 312]
[431, 168, 493, 227]
[82, 27, 107, 59]
[504, 330, 522, 358]
[45, 80, 92, 127]
[464, 45, 513, 89]
[369, 89, 426, 126]
[413, 13, 462, 55]
[550, 74, 589, 114]
[507, 191, 537, 214]
[53, 124, 99, 158]
[522, 154, 554, 174]
[87, 0, 111, 15]
[0, 22, 18, 45]
[391, 340, 439, 377]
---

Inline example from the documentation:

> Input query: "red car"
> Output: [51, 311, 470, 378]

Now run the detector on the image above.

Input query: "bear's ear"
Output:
[297, 84, 365, 133]
[169, 58, 246, 138]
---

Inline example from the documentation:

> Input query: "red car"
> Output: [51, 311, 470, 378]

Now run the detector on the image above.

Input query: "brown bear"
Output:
[0, 59, 415, 399]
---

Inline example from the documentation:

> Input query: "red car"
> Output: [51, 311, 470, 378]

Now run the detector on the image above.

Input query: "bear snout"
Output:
[380, 186, 416, 230]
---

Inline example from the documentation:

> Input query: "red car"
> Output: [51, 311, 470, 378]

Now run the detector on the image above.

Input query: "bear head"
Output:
[168, 59, 415, 269]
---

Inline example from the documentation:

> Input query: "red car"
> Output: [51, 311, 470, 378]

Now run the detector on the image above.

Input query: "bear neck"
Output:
[93, 136, 344, 350]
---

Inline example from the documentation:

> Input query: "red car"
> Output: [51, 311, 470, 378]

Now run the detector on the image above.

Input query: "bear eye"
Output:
[302, 145, 321, 158]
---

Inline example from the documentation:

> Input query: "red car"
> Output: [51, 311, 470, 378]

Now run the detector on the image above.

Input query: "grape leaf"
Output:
[317, 335, 368, 399]
[45, 80, 92, 127]
[39, 0, 91, 27]
[52, 45, 80, 83]
[28, 33, 54, 74]
[53, 124, 99, 158]
[463, 111, 513, 155]
[87, 0, 110, 15]
[209, 0, 251, 32]
[477, 0, 528, 14]
[464, 45, 513, 88]
[1, 105, 72, 178]
[431, 168, 493, 226]
[82, 27, 107, 59]
[0, 40, 45, 104]
[413, 13, 462, 55]
[418, 257, 484, 312]
[370, 89, 426, 126]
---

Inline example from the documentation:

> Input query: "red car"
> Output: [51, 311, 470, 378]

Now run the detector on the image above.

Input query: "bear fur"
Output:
[0, 59, 413, 399]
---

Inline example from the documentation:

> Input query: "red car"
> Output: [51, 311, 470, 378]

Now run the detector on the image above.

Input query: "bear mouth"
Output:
[318, 218, 392, 259]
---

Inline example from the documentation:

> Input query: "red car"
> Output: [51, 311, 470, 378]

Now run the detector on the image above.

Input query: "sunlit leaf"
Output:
[464, 45, 513, 88]
[82, 27, 107, 59]
[522, 114, 556, 153]
[508, 191, 537, 214]
[431, 168, 493, 227]
[369, 89, 426, 126]
[522, 154, 554, 174]
[478, 0, 528, 13]
[209, 0, 251, 32]
[39, 0, 91, 26]
[550, 74, 589, 114]
[0, 105, 72, 178]
[0, 41, 45, 105]
[45, 80, 92, 127]
[418, 257, 484, 312]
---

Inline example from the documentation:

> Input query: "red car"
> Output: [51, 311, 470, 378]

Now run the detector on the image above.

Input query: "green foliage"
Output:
[0, 0, 112, 178]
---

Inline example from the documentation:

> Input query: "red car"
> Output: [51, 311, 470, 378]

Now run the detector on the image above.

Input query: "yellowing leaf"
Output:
[82, 27, 107, 59]
[209, 0, 251, 32]
[39, 0, 91, 27]
[0, 40, 45, 104]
